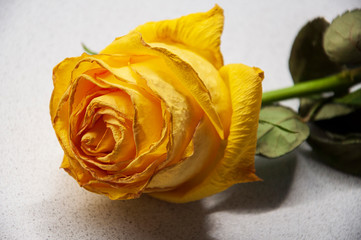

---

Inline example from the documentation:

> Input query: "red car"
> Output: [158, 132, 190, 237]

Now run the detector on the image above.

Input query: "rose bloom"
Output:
[50, 5, 264, 203]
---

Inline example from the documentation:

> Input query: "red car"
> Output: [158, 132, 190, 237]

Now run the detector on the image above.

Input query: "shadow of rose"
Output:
[33, 152, 296, 239]
[32, 189, 216, 240]
[205, 152, 297, 214]
[298, 142, 361, 178]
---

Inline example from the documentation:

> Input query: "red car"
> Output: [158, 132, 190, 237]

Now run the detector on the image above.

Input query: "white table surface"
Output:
[1, 0, 361, 239]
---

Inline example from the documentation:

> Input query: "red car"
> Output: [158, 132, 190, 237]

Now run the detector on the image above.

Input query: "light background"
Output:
[1, 0, 361, 239]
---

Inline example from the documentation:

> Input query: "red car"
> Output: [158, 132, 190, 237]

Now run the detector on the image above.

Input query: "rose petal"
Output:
[149, 42, 232, 138]
[133, 5, 224, 69]
[101, 32, 225, 139]
[60, 155, 93, 186]
[82, 179, 148, 200]
[50, 56, 84, 121]
[129, 58, 203, 167]
[145, 116, 220, 191]
[149, 64, 263, 203]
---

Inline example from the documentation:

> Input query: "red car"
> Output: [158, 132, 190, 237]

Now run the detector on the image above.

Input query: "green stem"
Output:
[262, 67, 361, 105]
[81, 43, 98, 55]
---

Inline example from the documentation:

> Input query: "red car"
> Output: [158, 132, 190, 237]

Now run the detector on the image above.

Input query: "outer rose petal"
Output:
[144, 43, 232, 190]
[50, 56, 84, 121]
[60, 155, 93, 186]
[133, 5, 224, 69]
[129, 59, 203, 167]
[145, 116, 221, 191]
[101, 32, 225, 139]
[149, 64, 264, 203]
[51, 56, 88, 161]
[149, 42, 232, 138]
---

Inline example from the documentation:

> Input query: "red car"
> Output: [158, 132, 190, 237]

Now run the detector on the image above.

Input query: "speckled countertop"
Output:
[1, 0, 361, 239]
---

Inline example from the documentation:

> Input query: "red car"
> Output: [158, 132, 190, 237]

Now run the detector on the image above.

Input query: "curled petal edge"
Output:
[149, 63, 264, 203]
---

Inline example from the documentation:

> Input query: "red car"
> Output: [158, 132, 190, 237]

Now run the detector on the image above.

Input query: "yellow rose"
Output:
[50, 5, 264, 203]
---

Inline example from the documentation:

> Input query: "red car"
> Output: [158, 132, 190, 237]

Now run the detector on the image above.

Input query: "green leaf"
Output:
[307, 109, 361, 176]
[313, 102, 356, 121]
[289, 17, 343, 120]
[259, 119, 299, 134]
[300, 91, 360, 121]
[323, 9, 361, 65]
[335, 88, 361, 107]
[256, 106, 310, 158]
[81, 43, 98, 55]
[289, 18, 342, 84]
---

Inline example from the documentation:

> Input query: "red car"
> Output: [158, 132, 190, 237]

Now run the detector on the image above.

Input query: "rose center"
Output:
[70, 90, 137, 163]
[80, 117, 116, 157]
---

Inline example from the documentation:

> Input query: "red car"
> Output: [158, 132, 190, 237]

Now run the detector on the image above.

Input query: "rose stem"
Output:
[261, 66, 361, 105]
